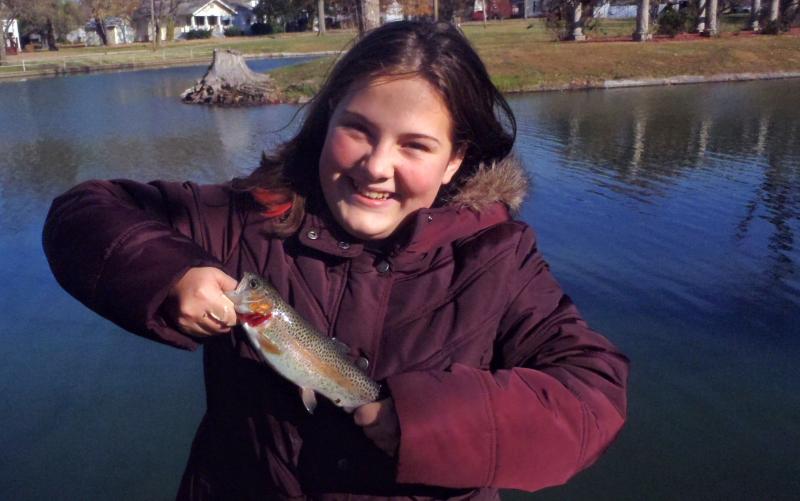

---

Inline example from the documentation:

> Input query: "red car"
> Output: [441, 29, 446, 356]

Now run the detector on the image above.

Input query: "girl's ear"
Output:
[442, 145, 466, 185]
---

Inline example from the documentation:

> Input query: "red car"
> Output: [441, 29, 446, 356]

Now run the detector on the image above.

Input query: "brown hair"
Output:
[233, 21, 516, 237]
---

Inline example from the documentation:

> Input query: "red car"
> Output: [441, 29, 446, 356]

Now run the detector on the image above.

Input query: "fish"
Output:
[225, 272, 381, 413]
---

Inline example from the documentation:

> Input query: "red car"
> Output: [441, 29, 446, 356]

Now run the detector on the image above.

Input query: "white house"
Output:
[383, 0, 404, 23]
[135, 0, 245, 41]
[84, 17, 136, 46]
[2, 18, 20, 53]
[177, 0, 238, 36]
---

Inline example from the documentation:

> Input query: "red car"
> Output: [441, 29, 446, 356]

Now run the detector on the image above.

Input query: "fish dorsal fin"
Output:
[300, 387, 317, 414]
[330, 337, 351, 355]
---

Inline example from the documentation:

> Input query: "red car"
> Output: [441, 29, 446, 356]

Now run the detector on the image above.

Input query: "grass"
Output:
[2, 17, 799, 93]
[270, 18, 800, 99]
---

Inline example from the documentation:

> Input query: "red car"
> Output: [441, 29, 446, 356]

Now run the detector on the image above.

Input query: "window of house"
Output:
[194, 16, 205, 26]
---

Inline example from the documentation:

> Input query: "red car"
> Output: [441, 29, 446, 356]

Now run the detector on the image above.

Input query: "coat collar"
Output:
[297, 202, 510, 264]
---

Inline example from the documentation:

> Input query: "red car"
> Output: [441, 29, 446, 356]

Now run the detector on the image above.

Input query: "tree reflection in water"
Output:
[513, 81, 799, 292]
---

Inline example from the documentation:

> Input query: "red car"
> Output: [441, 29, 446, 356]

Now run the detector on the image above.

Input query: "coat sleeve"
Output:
[386, 225, 629, 492]
[42, 179, 229, 351]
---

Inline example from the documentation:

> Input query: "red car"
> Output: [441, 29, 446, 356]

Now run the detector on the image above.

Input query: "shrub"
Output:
[761, 19, 789, 35]
[185, 29, 212, 40]
[657, 8, 686, 37]
[250, 22, 273, 35]
[224, 26, 245, 37]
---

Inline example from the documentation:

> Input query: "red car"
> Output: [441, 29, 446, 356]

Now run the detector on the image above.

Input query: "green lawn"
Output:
[3, 17, 799, 95]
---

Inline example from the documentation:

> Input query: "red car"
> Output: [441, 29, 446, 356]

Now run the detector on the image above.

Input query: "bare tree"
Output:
[0, 1, 16, 65]
[318, 0, 325, 34]
[80, 0, 138, 45]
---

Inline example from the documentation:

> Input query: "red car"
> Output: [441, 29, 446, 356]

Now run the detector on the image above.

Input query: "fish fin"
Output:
[301, 387, 317, 414]
[330, 337, 350, 355]
[256, 334, 281, 355]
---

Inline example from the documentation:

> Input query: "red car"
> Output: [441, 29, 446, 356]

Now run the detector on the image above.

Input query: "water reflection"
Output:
[511, 81, 800, 296]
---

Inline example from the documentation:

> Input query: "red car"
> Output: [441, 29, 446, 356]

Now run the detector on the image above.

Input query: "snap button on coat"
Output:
[307, 230, 319, 240]
[376, 260, 391, 273]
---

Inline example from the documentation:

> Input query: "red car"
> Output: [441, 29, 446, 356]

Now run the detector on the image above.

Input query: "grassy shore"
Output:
[3, 17, 800, 97]
[271, 18, 800, 100]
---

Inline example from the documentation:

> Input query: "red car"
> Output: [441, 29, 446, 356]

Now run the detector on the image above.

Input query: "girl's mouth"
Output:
[351, 180, 394, 201]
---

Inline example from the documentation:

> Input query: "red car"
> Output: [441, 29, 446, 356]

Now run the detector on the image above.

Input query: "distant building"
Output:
[2, 18, 20, 54]
[135, 0, 243, 41]
[594, 1, 639, 18]
[228, 1, 258, 32]
[84, 17, 136, 46]
[383, 0, 404, 23]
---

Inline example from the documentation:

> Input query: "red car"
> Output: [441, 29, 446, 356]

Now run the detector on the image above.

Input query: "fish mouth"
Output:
[225, 273, 274, 326]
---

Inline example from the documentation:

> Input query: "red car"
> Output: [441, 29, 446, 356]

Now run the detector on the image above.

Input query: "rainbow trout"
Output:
[225, 272, 381, 413]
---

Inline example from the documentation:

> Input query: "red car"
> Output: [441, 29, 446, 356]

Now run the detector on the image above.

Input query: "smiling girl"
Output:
[44, 21, 628, 500]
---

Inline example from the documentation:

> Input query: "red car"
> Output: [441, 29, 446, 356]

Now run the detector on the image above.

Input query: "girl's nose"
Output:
[361, 142, 395, 181]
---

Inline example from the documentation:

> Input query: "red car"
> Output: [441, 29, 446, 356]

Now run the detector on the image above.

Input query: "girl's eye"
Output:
[341, 122, 369, 136]
[406, 142, 432, 152]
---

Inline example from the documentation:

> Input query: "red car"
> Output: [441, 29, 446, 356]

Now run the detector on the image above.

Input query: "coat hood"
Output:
[446, 155, 530, 215]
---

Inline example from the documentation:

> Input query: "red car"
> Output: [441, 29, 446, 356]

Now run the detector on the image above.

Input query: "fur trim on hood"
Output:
[447, 155, 530, 214]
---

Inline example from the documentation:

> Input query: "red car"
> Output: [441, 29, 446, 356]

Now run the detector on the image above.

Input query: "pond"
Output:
[1, 63, 798, 500]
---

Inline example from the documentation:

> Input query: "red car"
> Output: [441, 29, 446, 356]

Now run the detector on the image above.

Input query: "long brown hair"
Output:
[234, 21, 516, 237]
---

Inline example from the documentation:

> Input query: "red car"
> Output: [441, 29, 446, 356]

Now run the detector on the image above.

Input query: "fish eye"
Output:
[249, 279, 258, 289]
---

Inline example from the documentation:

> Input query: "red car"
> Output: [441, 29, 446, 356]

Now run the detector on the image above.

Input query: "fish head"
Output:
[225, 273, 280, 327]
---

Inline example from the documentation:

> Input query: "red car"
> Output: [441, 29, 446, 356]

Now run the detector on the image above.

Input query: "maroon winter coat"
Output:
[43, 158, 628, 500]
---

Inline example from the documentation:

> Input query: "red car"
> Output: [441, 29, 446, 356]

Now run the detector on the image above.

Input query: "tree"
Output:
[317, 0, 325, 34]
[80, 0, 138, 45]
[254, 0, 300, 28]
[0, 0, 21, 64]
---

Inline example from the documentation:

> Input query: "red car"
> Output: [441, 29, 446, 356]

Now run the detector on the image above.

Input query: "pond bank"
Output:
[0, 50, 339, 82]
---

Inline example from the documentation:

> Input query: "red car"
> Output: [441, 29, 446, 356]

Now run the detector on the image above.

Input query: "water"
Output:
[1, 65, 798, 499]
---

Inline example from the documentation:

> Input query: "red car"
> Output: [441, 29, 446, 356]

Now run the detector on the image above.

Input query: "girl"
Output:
[44, 21, 628, 500]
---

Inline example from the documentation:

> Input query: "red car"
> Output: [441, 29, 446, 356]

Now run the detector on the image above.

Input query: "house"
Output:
[228, 1, 258, 32]
[594, 1, 640, 18]
[383, 0, 404, 23]
[2, 18, 20, 54]
[83, 17, 136, 46]
[135, 0, 244, 41]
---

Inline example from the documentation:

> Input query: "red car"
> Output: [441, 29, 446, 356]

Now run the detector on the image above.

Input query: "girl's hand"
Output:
[354, 398, 400, 457]
[164, 267, 238, 337]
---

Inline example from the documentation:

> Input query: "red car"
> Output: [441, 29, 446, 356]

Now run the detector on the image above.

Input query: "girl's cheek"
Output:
[328, 130, 364, 165]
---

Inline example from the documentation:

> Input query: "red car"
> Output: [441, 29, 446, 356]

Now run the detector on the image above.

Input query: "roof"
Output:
[175, 0, 237, 16]
[135, 0, 243, 19]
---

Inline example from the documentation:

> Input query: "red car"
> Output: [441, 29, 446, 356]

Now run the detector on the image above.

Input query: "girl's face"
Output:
[318, 76, 464, 241]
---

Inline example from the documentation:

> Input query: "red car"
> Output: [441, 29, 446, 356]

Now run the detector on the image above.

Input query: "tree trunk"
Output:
[704, 0, 718, 35]
[750, 0, 761, 30]
[317, 0, 325, 35]
[1, 26, 7, 66]
[634, 0, 651, 41]
[769, 0, 780, 21]
[356, 0, 379, 36]
[182, 49, 281, 106]
[46, 18, 59, 51]
[569, 1, 586, 40]
[785, 0, 799, 24]
[95, 17, 108, 45]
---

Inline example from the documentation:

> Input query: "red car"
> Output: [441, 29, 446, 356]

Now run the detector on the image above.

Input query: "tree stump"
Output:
[182, 49, 281, 106]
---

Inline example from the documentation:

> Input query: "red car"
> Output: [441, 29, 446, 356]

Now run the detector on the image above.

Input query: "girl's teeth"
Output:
[362, 191, 389, 200]
[353, 182, 390, 200]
